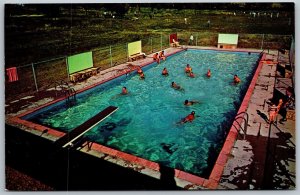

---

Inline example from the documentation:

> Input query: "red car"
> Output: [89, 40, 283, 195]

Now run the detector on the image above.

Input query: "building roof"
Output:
[218, 34, 239, 45]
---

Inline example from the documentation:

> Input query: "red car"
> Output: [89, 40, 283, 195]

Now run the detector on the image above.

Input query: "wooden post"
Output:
[31, 63, 39, 92]
[110, 46, 113, 67]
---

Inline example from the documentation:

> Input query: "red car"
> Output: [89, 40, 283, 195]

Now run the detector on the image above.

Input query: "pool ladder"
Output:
[231, 112, 249, 139]
[64, 87, 76, 106]
[54, 80, 70, 97]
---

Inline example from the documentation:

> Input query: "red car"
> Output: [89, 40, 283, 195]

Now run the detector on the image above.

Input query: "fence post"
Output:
[160, 32, 163, 51]
[31, 63, 39, 92]
[151, 38, 153, 53]
[125, 43, 128, 62]
[261, 34, 264, 50]
[66, 56, 70, 82]
[196, 33, 198, 46]
[109, 45, 113, 67]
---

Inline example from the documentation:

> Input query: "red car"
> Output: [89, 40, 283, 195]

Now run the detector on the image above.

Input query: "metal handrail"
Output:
[231, 112, 249, 139]
[64, 87, 76, 106]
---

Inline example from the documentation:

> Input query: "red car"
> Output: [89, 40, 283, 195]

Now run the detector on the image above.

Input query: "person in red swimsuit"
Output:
[206, 69, 211, 77]
[180, 111, 196, 124]
[137, 66, 143, 74]
[185, 64, 192, 73]
[153, 53, 160, 63]
[159, 50, 166, 61]
[189, 72, 195, 78]
[139, 72, 145, 79]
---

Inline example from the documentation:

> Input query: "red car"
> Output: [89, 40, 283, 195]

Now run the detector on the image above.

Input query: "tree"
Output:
[36, 4, 60, 18]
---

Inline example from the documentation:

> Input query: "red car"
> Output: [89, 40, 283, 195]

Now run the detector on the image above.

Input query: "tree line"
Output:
[5, 3, 294, 18]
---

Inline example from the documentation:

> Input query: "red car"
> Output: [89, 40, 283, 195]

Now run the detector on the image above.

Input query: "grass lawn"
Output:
[4, 4, 294, 101]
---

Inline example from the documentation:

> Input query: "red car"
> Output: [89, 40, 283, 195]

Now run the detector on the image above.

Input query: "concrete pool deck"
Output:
[5, 47, 295, 190]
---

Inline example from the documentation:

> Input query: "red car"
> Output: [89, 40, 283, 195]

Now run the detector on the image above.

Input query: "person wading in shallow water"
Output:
[121, 87, 128, 95]
[233, 74, 241, 84]
[206, 69, 211, 77]
[162, 67, 169, 76]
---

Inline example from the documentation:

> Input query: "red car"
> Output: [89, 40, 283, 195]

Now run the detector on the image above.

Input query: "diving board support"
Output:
[55, 106, 118, 148]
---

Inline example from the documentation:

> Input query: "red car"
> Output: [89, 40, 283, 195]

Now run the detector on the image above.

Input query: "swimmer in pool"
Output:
[184, 100, 199, 106]
[189, 72, 195, 78]
[162, 67, 169, 76]
[233, 74, 241, 84]
[171, 81, 184, 91]
[206, 69, 211, 77]
[185, 64, 192, 73]
[121, 87, 128, 95]
[180, 111, 196, 124]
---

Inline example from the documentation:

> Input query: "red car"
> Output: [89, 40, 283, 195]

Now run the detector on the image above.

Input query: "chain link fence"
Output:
[5, 33, 293, 102]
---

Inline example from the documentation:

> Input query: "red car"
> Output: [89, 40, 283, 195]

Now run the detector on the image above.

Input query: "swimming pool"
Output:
[24, 49, 260, 178]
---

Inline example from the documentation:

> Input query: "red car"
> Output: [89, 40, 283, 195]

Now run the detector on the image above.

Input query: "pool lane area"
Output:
[7, 47, 270, 189]
[22, 49, 261, 178]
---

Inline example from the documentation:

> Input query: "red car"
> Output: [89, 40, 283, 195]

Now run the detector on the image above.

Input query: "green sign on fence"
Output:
[218, 34, 239, 45]
[67, 51, 93, 74]
[128, 40, 142, 57]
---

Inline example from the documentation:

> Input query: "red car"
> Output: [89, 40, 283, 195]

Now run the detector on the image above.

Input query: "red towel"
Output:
[6, 67, 19, 82]
[169, 33, 178, 44]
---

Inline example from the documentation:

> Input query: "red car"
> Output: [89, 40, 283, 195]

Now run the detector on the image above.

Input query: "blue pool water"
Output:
[27, 49, 260, 177]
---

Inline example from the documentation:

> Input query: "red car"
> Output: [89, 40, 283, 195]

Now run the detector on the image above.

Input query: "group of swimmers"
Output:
[121, 60, 242, 124]
[184, 64, 240, 83]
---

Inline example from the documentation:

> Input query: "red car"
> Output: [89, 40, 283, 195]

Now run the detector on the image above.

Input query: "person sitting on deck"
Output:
[172, 39, 180, 47]
[153, 53, 160, 63]
[180, 111, 196, 124]
[206, 69, 211, 77]
[137, 66, 143, 74]
[162, 67, 169, 76]
[275, 99, 283, 121]
[139, 72, 145, 80]
[184, 100, 199, 106]
[159, 50, 166, 61]
[185, 64, 192, 73]
[268, 103, 278, 124]
[233, 74, 241, 84]
[121, 87, 128, 95]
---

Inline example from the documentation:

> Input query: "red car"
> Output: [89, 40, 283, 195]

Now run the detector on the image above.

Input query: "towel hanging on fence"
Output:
[6, 67, 19, 82]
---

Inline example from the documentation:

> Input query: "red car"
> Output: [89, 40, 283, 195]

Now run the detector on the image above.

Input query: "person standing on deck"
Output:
[189, 34, 194, 45]
[268, 104, 278, 124]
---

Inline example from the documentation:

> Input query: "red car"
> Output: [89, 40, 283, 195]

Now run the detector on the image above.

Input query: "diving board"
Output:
[55, 106, 118, 148]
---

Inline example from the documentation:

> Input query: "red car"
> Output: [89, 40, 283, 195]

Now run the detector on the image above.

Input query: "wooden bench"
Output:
[129, 52, 146, 62]
[70, 67, 100, 82]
